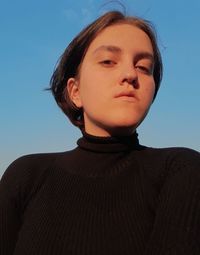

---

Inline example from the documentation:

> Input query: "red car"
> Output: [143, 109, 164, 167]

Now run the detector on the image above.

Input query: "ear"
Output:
[67, 78, 82, 108]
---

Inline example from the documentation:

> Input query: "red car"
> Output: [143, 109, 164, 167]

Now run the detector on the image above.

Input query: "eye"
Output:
[99, 59, 116, 67]
[135, 65, 153, 75]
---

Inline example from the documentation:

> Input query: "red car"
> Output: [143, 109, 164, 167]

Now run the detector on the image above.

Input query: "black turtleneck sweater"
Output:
[0, 132, 200, 255]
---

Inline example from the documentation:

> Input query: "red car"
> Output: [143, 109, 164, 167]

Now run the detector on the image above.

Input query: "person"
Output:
[0, 10, 200, 255]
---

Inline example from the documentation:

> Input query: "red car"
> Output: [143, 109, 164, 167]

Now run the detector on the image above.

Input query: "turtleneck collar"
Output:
[77, 131, 140, 153]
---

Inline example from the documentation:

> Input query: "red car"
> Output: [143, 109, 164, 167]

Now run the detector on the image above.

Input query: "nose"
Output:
[119, 62, 138, 88]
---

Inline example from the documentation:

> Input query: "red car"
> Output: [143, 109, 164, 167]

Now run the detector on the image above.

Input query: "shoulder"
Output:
[153, 147, 200, 172]
[1, 152, 62, 182]
[149, 147, 200, 193]
[139, 145, 200, 166]
[135, 146, 200, 189]
[0, 151, 73, 205]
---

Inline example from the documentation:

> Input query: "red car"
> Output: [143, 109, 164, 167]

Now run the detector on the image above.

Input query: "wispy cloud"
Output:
[63, 9, 78, 21]
[62, 1, 97, 28]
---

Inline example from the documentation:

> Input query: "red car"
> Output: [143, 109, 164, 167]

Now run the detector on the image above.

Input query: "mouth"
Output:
[114, 91, 137, 101]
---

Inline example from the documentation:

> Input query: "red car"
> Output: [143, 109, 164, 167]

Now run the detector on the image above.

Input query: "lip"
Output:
[114, 90, 137, 100]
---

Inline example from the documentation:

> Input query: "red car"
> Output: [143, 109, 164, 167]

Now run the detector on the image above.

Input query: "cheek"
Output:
[143, 80, 155, 102]
[79, 73, 108, 105]
[79, 80, 103, 109]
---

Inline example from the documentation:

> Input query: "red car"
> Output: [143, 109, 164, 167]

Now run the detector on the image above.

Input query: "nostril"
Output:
[120, 77, 139, 88]
[131, 78, 139, 88]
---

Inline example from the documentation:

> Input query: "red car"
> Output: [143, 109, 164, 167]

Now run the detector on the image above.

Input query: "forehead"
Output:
[86, 23, 153, 56]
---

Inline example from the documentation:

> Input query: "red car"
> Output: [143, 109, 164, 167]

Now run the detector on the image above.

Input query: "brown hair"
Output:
[50, 11, 163, 128]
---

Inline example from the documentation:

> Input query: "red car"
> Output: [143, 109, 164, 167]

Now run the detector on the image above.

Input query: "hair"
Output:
[50, 11, 163, 128]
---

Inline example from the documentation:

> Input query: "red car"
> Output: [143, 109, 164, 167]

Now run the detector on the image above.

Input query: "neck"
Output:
[84, 126, 136, 138]
[77, 130, 141, 153]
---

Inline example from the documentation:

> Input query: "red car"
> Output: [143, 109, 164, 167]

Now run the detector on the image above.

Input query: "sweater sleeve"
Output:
[0, 157, 27, 254]
[0, 153, 55, 255]
[146, 148, 200, 255]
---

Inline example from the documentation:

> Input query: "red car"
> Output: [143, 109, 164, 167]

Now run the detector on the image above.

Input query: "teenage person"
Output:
[0, 11, 200, 255]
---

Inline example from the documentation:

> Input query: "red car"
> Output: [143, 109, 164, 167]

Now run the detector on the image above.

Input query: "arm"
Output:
[0, 153, 57, 254]
[146, 148, 200, 254]
[0, 160, 23, 254]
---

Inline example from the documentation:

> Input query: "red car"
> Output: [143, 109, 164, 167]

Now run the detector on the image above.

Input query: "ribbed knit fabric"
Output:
[0, 132, 200, 255]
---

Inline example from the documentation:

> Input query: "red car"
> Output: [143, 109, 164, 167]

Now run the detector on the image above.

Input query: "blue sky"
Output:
[1, 0, 200, 176]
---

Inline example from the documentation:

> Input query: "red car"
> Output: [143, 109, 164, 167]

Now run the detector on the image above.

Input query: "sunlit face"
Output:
[67, 23, 155, 136]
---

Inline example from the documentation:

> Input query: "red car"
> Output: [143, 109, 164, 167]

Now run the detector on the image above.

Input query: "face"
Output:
[67, 23, 155, 136]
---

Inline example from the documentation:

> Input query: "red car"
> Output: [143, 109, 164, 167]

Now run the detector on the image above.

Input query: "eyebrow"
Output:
[135, 52, 154, 63]
[92, 45, 122, 55]
[92, 45, 154, 62]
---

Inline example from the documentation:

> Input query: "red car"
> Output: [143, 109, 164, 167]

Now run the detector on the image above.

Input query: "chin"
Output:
[107, 116, 146, 136]
[113, 116, 142, 127]
[112, 109, 147, 124]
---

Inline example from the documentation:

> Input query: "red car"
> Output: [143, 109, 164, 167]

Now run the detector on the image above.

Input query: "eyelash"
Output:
[99, 60, 116, 66]
[135, 65, 152, 74]
[99, 60, 153, 74]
